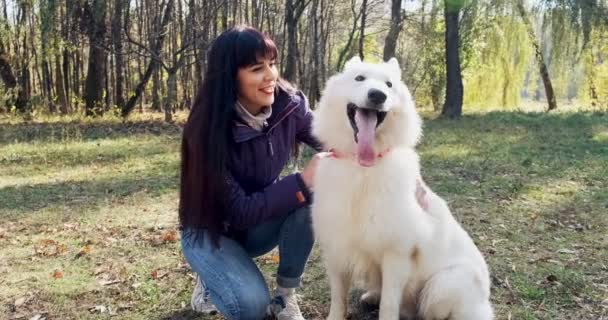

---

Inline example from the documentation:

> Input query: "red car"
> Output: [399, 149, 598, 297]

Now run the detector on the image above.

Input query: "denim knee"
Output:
[231, 287, 269, 320]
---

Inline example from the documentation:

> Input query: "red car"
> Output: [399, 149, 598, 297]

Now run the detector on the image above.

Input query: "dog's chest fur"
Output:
[312, 148, 433, 263]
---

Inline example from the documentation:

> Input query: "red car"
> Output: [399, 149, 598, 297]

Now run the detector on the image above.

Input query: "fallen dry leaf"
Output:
[89, 305, 107, 313]
[14, 297, 26, 307]
[98, 279, 122, 286]
[151, 269, 168, 280]
[161, 229, 178, 242]
[75, 244, 92, 259]
[34, 239, 67, 257]
[271, 254, 280, 264]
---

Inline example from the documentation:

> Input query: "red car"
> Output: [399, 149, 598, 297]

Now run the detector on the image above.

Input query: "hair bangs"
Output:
[235, 27, 278, 68]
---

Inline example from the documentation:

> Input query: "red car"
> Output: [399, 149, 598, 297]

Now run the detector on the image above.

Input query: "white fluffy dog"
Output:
[311, 57, 493, 320]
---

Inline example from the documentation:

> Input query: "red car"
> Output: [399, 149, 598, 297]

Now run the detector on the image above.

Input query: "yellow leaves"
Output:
[259, 251, 280, 265]
[149, 228, 179, 246]
[271, 254, 280, 264]
[75, 244, 93, 259]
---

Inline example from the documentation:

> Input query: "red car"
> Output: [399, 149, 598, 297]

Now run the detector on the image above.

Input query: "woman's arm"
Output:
[223, 172, 311, 230]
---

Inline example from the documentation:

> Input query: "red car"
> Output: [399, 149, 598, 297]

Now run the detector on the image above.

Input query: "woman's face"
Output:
[236, 56, 278, 114]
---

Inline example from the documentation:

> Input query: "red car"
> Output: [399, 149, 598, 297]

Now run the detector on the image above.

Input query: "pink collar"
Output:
[329, 148, 391, 159]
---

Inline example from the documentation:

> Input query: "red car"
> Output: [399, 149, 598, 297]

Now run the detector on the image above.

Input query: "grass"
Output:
[1, 109, 607, 320]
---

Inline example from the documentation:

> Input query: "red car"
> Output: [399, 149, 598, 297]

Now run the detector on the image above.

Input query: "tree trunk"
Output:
[40, 0, 56, 112]
[165, 69, 177, 122]
[84, 0, 108, 116]
[0, 42, 28, 111]
[152, 68, 161, 111]
[61, 2, 72, 113]
[54, 56, 69, 114]
[42, 60, 55, 112]
[283, 0, 299, 83]
[122, 0, 174, 117]
[383, 0, 402, 61]
[358, 0, 368, 60]
[113, 0, 126, 109]
[441, 0, 464, 119]
[516, 0, 557, 111]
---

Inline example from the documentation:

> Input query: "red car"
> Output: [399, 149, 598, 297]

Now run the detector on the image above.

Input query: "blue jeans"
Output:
[181, 207, 314, 320]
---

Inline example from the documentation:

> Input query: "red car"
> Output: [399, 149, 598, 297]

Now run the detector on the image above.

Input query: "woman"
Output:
[179, 25, 326, 320]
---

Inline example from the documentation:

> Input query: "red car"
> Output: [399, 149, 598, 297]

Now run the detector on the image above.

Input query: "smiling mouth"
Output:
[260, 85, 275, 94]
[347, 103, 387, 143]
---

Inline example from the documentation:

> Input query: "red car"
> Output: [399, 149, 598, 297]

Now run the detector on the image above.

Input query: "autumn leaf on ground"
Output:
[151, 269, 168, 280]
[75, 244, 92, 259]
[161, 229, 178, 242]
[52, 270, 63, 279]
[34, 239, 67, 257]
[271, 254, 280, 264]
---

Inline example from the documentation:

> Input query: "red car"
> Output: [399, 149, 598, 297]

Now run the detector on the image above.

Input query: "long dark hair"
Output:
[179, 26, 280, 246]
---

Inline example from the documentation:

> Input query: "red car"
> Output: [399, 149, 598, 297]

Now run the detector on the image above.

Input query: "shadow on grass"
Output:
[0, 120, 182, 145]
[0, 165, 178, 217]
[158, 309, 207, 320]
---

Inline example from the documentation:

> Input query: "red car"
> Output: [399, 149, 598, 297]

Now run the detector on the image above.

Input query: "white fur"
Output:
[311, 57, 493, 320]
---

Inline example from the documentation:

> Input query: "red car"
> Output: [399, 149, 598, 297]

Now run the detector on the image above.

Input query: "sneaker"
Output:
[267, 289, 305, 320]
[191, 275, 218, 314]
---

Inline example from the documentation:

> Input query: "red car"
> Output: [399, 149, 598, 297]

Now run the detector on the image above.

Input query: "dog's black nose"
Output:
[368, 89, 387, 105]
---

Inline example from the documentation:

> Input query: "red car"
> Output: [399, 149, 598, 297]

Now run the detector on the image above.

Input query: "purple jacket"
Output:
[224, 89, 322, 231]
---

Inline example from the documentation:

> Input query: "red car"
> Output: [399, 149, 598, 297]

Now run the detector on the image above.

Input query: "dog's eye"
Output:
[386, 81, 392, 88]
[355, 75, 366, 81]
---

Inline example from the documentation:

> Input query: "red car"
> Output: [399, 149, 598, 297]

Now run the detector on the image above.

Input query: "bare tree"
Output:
[442, 0, 464, 119]
[283, 0, 310, 83]
[112, 0, 126, 109]
[358, 0, 368, 60]
[84, 0, 108, 116]
[121, 0, 174, 117]
[515, 0, 557, 111]
[383, 0, 403, 61]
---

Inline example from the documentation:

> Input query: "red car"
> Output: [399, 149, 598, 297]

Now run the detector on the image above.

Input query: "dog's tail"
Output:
[418, 264, 493, 320]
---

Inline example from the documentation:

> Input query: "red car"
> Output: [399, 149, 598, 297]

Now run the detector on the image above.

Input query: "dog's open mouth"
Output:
[347, 103, 387, 167]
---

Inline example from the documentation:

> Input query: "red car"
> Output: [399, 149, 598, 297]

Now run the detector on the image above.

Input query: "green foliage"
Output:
[463, 14, 532, 109]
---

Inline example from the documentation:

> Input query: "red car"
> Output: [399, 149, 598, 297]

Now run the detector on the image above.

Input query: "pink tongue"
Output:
[355, 109, 377, 167]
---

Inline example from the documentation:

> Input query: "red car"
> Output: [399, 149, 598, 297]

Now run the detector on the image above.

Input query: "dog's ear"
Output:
[344, 56, 362, 70]
[387, 57, 400, 72]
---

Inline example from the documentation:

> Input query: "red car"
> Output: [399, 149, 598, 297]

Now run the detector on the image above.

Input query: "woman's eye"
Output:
[386, 81, 392, 88]
[355, 75, 365, 81]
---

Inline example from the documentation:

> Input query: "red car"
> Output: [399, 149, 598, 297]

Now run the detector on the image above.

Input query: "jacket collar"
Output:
[232, 89, 300, 143]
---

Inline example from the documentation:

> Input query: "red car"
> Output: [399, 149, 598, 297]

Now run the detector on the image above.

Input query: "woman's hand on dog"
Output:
[301, 152, 334, 189]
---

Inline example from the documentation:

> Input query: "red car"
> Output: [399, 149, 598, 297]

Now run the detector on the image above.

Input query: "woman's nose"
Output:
[264, 65, 277, 81]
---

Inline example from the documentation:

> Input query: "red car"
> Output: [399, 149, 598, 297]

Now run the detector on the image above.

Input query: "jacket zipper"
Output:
[267, 138, 274, 156]
[265, 102, 298, 157]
